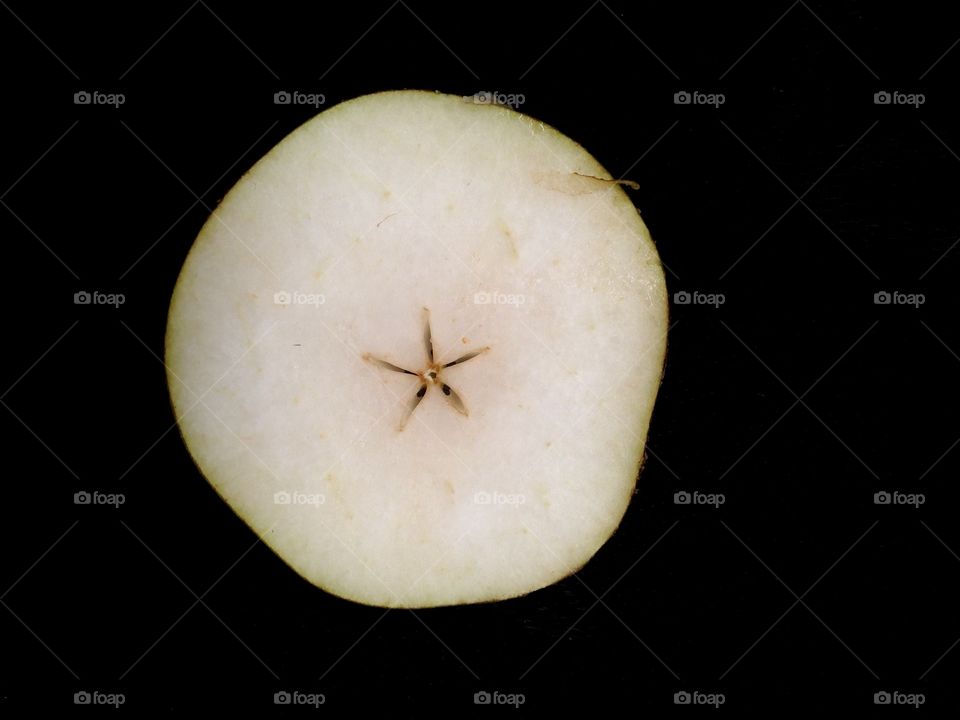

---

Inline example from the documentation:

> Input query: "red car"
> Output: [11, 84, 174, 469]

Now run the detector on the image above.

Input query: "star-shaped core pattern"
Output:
[364, 308, 489, 431]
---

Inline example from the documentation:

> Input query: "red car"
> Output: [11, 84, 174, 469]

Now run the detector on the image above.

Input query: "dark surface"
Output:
[2, 1, 958, 713]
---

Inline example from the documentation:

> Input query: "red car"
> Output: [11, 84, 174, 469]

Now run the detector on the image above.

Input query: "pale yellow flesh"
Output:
[165, 90, 667, 607]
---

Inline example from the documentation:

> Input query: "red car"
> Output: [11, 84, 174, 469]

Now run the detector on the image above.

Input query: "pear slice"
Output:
[165, 90, 668, 608]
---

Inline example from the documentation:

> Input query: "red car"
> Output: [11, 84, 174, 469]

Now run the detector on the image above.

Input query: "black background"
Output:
[2, 1, 958, 714]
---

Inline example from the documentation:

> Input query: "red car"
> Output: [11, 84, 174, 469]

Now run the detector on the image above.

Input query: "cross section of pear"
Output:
[165, 90, 668, 607]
